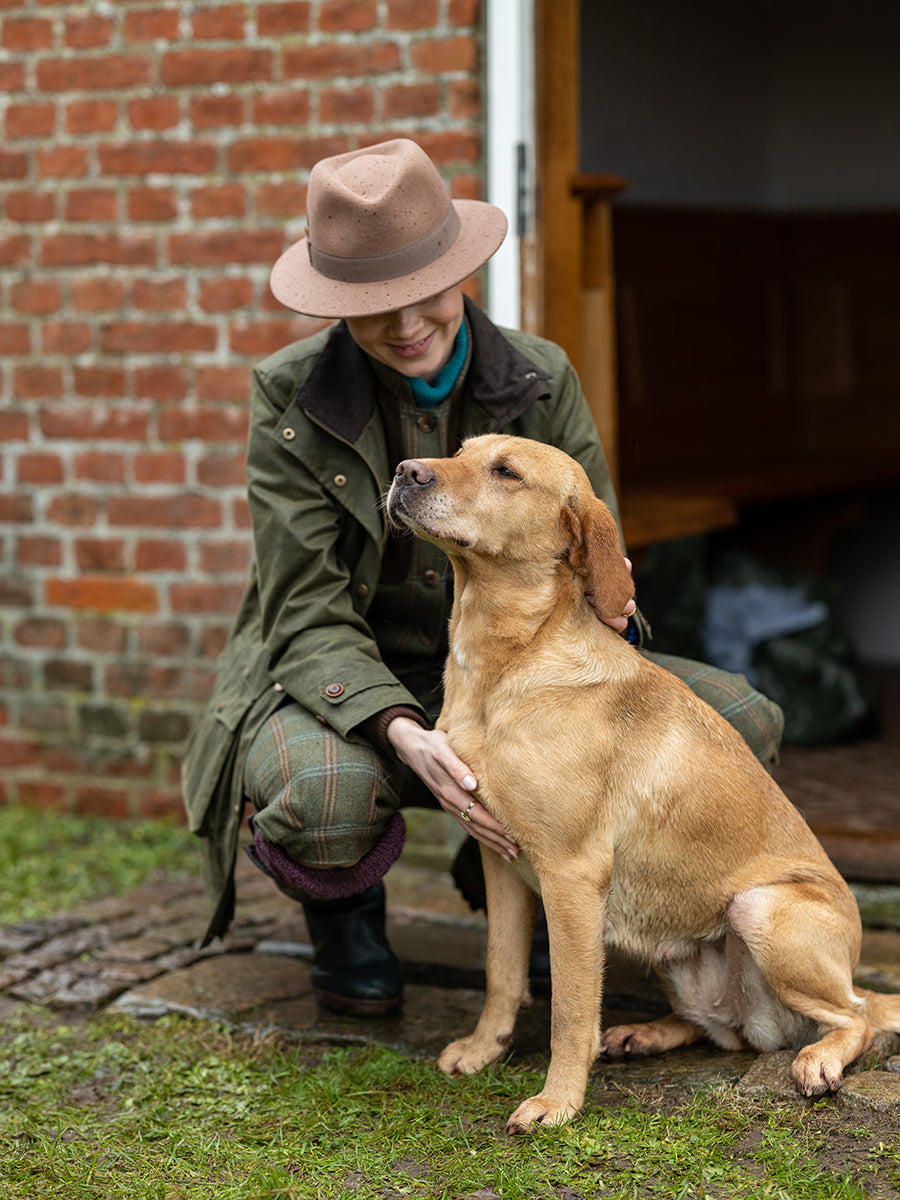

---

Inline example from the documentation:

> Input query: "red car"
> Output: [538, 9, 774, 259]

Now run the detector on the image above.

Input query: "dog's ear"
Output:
[561, 494, 635, 619]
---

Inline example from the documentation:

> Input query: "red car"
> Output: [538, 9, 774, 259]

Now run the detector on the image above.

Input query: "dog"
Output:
[386, 432, 900, 1135]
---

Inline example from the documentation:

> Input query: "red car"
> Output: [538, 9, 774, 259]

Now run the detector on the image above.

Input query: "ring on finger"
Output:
[459, 800, 476, 823]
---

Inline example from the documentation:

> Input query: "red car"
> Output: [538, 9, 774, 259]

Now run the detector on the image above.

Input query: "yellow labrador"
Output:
[387, 433, 900, 1134]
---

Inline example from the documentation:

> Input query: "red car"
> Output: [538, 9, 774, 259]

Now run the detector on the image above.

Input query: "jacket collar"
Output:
[291, 296, 552, 445]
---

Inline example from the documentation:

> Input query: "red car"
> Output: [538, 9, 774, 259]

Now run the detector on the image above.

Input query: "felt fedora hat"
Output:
[269, 139, 508, 318]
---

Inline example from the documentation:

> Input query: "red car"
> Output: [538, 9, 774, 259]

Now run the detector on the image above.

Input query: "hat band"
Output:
[307, 203, 461, 284]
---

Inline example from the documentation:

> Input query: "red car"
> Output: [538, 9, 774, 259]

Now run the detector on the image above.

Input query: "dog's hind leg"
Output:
[728, 883, 874, 1096]
[437, 847, 536, 1079]
[601, 1012, 709, 1059]
[505, 864, 609, 1133]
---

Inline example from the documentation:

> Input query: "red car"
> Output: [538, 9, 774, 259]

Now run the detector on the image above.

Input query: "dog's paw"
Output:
[791, 1047, 845, 1097]
[437, 1034, 508, 1077]
[505, 1094, 580, 1135]
[600, 1023, 659, 1059]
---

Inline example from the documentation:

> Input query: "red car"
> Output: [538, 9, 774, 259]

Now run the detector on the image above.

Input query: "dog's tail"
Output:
[860, 988, 900, 1033]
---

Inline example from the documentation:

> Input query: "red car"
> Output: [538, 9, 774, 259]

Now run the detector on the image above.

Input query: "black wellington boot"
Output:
[302, 883, 404, 1017]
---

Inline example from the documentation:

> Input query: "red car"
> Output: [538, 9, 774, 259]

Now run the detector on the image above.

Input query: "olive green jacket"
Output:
[182, 299, 621, 943]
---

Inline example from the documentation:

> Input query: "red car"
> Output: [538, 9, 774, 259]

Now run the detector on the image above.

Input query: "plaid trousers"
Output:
[244, 653, 784, 868]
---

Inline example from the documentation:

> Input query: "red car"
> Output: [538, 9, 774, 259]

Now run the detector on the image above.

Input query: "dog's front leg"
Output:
[505, 867, 608, 1134]
[437, 846, 536, 1078]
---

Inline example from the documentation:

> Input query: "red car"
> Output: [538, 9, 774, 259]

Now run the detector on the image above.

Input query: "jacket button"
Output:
[325, 682, 344, 698]
[282, 427, 296, 440]
[417, 415, 436, 433]
[333, 474, 347, 487]
[273, 682, 284, 692]
[356, 583, 370, 598]
[423, 570, 440, 587]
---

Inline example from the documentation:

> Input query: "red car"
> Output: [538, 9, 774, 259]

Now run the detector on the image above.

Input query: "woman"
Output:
[182, 139, 783, 1016]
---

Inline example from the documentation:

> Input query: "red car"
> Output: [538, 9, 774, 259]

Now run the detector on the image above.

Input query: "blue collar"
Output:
[408, 321, 469, 409]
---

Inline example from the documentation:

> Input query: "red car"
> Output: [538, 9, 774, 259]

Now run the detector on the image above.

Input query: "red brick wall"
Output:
[1, 0, 484, 820]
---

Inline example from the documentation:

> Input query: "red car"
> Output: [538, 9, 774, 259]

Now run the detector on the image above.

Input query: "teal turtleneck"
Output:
[407, 320, 469, 410]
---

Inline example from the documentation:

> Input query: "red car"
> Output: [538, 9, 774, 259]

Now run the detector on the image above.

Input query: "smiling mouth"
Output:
[388, 331, 435, 357]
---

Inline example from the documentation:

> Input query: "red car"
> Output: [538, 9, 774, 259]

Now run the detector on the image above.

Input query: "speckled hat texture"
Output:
[269, 139, 508, 318]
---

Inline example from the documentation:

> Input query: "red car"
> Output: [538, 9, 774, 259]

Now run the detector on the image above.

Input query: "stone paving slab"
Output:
[3, 852, 900, 1112]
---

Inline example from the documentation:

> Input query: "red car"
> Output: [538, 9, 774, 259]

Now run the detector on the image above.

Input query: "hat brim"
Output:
[269, 199, 508, 319]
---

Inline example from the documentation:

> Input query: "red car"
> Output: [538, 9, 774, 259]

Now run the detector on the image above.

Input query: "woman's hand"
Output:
[386, 717, 519, 862]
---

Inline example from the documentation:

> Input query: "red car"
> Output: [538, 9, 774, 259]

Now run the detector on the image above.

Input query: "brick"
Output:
[384, 82, 441, 121]
[64, 188, 119, 222]
[0, 61, 26, 91]
[320, 86, 375, 125]
[138, 788, 184, 820]
[197, 454, 246, 488]
[169, 581, 246, 614]
[0, 234, 32, 265]
[108, 495, 222, 529]
[135, 540, 186, 571]
[2, 17, 53, 52]
[387, 0, 440, 28]
[17, 780, 69, 808]
[257, 1, 311, 36]
[133, 452, 185, 484]
[71, 278, 126, 311]
[321, 0, 377, 32]
[251, 88, 309, 127]
[411, 36, 479, 73]
[230, 317, 316, 357]
[0, 575, 33, 606]
[80, 705, 130, 739]
[190, 184, 246, 220]
[66, 99, 118, 135]
[161, 47, 272, 87]
[138, 709, 192, 743]
[11, 279, 60, 315]
[65, 12, 114, 48]
[6, 101, 56, 139]
[158, 407, 249, 442]
[449, 0, 480, 25]
[77, 618, 128, 654]
[37, 56, 153, 93]
[17, 453, 64, 485]
[44, 495, 100, 527]
[44, 659, 95, 692]
[189, 93, 244, 129]
[73, 451, 125, 483]
[0, 737, 40, 769]
[123, 8, 180, 42]
[42, 323, 92, 356]
[41, 407, 150, 441]
[39, 146, 89, 179]
[199, 539, 251, 574]
[75, 539, 127, 571]
[196, 364, 250, 398]
[42, 233, 156, 268]
[132, 278, 188, 312]
[19, 702, 70, 735]
[46, 577, 158, 614]
[7, 191, 55, 222]
[15, 617, 67, 650]
[192, 5, 246, 40]
[200, 624, 230, 658]
[73, 366, 126, 398]
[128, 186, 179, 222]
[282, 41, 401, 81]
[417, 129, 480, 166]
[0, 323, 32, 355]
[255, 180, 306, 217]
[168, 230, 283, 266]
[0, 494, 35, 523]
[198, 279, 252, 313]
[17, 536, 62, 567]
[0, 411, 29, 440]
[225, 134, 310, 173]
[99, 141, 218, 177]
[449, 78, 480, 119]
[134, 365, 187, 402]
[0, 149, 28, 181]
[74, 786, 131, 819]
[101, 322, 216, 355]
[137, 622, 190, 656]
[105, 662, 216, 702]
[128, 95, 180, 132]
[15, 365, 63, 398]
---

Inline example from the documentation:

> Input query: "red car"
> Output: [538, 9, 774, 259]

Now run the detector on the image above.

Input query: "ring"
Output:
[459, 800, 476, 823]
[622, 602, 636, 619]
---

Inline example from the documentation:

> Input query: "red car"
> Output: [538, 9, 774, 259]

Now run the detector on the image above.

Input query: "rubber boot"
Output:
[302, 883, 404, 1017]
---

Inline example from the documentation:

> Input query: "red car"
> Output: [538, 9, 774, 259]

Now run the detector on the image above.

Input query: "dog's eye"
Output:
[492, 464, 522, 481]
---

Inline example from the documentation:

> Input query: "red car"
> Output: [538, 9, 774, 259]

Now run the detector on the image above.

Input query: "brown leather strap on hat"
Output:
[307, 203, 461, 284]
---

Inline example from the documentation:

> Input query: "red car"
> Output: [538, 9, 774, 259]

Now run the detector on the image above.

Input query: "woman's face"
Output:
[345, 287, 465, 383]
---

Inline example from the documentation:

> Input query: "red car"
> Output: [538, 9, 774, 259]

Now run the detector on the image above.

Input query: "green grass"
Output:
[0, 803, 197, 923]
[2, 1013, 897, 1200]
[1, 803, 899, 1199]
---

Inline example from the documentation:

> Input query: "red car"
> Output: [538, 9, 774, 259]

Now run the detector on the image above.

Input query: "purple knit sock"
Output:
[249, 810, 406, 901]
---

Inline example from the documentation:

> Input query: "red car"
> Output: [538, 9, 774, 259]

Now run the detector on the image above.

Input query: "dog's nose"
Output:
[395, 459, 435, 487]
